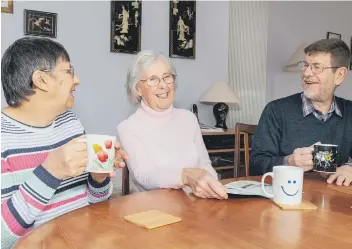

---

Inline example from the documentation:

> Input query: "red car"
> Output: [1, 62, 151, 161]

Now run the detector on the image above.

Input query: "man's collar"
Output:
[301, 93, 342, 117]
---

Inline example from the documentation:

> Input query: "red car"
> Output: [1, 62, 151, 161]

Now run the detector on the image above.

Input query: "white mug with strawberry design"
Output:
[85, 134, 116, 173]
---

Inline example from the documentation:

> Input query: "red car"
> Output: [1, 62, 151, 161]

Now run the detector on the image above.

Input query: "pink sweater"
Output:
[117, 101, 218, 192]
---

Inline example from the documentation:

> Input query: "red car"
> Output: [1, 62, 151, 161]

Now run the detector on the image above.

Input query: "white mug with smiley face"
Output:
[261, 166, 304, 205]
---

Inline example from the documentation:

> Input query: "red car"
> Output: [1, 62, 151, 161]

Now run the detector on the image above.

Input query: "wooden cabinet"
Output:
[201, 129, 236, 179]
[202, 129, 250, 179]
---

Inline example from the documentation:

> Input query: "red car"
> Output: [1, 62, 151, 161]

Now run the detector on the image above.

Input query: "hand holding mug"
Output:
[288, 142, 323, 171]
[43, 135, 88, 180]
[113, 142, 128, 169]
[288, 147, 314, 171]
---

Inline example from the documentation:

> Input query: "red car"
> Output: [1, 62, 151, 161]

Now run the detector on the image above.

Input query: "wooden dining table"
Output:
[14, 173, 352, 249]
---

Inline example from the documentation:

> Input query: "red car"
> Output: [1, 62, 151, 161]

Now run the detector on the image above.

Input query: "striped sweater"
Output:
[1, 111, 113, 249]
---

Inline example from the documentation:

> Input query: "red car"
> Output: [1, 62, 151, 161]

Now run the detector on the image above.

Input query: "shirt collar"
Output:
[301, 93, 342, 117]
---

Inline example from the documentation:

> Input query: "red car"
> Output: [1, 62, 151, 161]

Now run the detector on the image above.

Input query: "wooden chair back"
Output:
[234, 123, 257, 177]
[121, 166, 130, 196]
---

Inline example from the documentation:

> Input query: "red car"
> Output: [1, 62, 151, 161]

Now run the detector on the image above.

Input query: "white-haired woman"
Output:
[117, 50, 228, 199]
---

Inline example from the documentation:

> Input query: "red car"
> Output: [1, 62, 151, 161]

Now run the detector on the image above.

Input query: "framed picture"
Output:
[110, 0, 142, 54]
[169, 0, 196, 59]
[24, 9, 57, 38]
[1, 0, 13, 13]
[326, 31, 341, 40]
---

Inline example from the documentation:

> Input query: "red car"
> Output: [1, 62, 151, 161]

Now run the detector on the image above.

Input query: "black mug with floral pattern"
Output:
[313, 144, 338, 173]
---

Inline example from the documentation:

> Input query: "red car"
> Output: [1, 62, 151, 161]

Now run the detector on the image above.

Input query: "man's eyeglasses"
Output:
[42, 66, 75, 78]
[140, 73, 176, 87]
[297, 61, 341, 74]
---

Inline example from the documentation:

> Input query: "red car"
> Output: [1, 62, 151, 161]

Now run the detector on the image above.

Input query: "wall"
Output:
[267, 1, 352, 102]
[1, 1, 229, 191]
[4, 2, 351, 128]
[1, 0, 229, 130]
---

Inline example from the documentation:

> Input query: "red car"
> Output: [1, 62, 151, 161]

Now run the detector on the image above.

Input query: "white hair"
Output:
[126, 50, 177, 104]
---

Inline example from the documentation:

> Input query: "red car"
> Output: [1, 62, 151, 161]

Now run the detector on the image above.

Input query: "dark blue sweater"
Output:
[250, 93, 352, 176]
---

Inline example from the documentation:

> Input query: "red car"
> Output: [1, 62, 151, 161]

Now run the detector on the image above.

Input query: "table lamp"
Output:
[283, 42, 309, 72]
[199, 82, 240, 130]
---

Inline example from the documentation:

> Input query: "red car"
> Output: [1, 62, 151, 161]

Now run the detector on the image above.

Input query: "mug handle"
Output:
[261, 172, 274, 198]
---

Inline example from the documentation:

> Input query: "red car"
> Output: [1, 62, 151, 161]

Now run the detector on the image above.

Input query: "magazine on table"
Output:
[224, 180, 272, 198]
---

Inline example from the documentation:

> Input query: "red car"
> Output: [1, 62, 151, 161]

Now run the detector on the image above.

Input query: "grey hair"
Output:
[305, 38, 351, 69]
[126, 50, 177, 104]
[1, 37, 70, 107]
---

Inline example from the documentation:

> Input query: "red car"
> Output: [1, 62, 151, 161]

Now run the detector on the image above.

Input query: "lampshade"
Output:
[199, 82, 240, 104]
[283, 42, 310, 72]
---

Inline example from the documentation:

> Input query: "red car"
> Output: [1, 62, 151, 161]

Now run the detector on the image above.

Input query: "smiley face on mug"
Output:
[281, 179, 300, 197]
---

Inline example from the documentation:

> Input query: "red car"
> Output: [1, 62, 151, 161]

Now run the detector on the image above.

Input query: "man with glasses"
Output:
[250, 38, 352, 186]
[1, 37, 127, 249]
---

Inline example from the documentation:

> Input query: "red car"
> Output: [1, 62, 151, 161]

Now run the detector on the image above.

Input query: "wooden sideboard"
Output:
[202, 129, 252, 179]
[202, 129, 237, 179]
